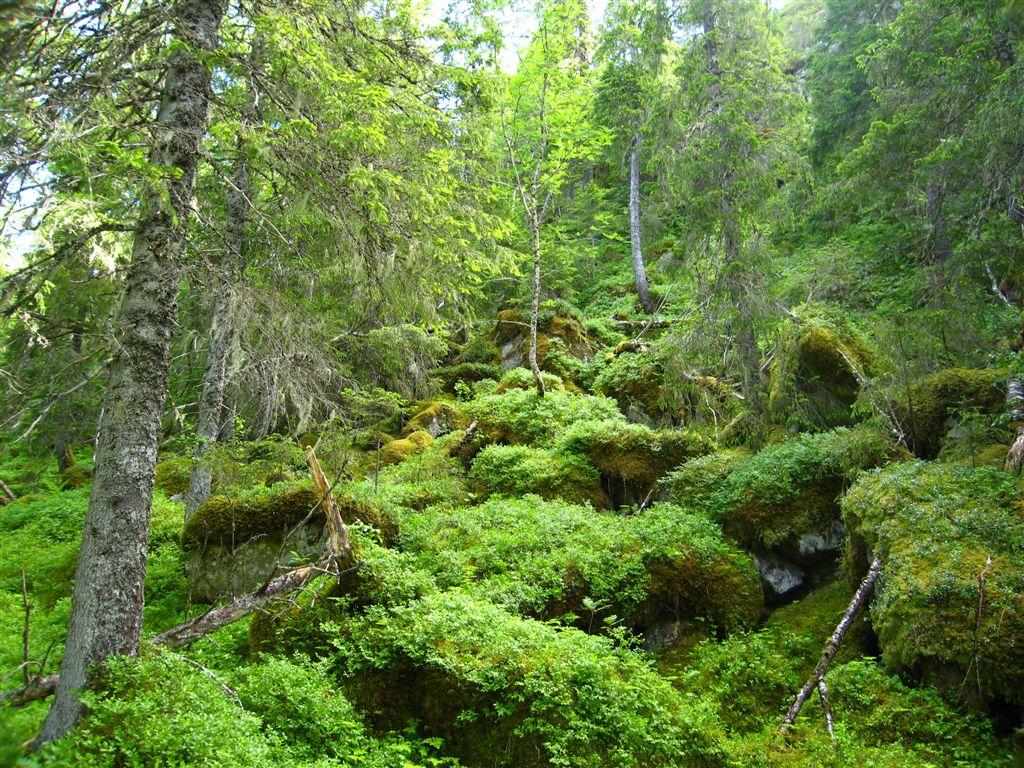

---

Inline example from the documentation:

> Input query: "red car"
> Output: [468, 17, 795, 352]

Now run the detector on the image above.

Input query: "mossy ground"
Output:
[842, 461, 1024, 707]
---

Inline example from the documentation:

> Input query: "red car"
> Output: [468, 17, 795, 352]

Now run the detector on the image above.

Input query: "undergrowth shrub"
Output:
[468, 444, 604, 506]
[397, 496, 761, 631]
[331, 590, 731, 768]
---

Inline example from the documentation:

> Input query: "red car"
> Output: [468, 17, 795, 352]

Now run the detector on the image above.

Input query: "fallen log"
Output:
[780, 554, 883, 735]
[0, 675, 58, 707]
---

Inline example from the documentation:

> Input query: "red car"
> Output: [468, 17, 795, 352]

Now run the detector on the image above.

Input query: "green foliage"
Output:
[468, 444, 605, 506]
[842, 461, 1024, 706]
[467, 386, 624, 446]
[333, 590, 731, 768]
[688, 427, 904, 549]
[397, 496, 761, 632]
[556, 419, 713, 486]
[496, 366, 566, 393]
[888, 368, 1004, 459]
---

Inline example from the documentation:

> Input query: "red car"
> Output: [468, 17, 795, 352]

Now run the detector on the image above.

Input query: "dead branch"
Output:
[780, 555, 883, 735]
[0, 675, 58, 707]
[0, 479, 14, 504]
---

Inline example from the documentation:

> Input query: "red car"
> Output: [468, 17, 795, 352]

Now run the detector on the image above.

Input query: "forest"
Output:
[0, 0, 1023, 764]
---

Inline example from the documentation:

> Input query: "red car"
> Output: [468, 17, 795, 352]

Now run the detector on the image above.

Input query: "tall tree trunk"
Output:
[529, 217, 546, 398]
[1007, 377, 1024, 474]
[629, 133, 651, 313]
[40, 0, 227, 742]
[183, 125, 251, 518]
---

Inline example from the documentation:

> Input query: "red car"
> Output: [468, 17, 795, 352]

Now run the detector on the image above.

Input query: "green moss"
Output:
[495, 367, 564, 393]
[468, 444, 605, 506]
[401, 399, 467, 437]
[468, 387, 624, 446]
[398, 496, 761, 632]
[593, 350, 666, 419]
[557, 420, 713, 487]
[153, 456, 191, 495]
[891, 368, 1004, 459]
[59, 462, 91, 490]
[181, 478, 396, 552]
[433, 362, 501, 392]
[335, 590, 731, 768]
[842, 461, 1024, 706]
[696, 426, 905, 550]
[770, 305, 877, 429]
[379, 430, 434, 466]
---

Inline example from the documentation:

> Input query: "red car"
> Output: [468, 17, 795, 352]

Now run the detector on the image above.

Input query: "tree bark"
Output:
[1006, 377, 1024, 474]
[40, 0, 227, 743]
[781, 555, 883, 733]
[629, 133, 651, 313]
[183, 41, 257, 518]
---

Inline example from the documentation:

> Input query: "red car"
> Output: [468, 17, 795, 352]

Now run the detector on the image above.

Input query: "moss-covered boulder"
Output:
[154, 456, 191, 495]
[398, 496, 761, 633]
[468, 444, 606, 507]
[842, 461, 1024, 708]
[432, 362, 501, 392]
[493, 308, 592, 381]
[592, 349, 666, 422]
[770, 307, 876, 429]
[557, 420, 712, 507]
[400, 400, 467, 438]
[891, 368, 1004, 459]
[693, 427, 905, 556]
[181, 479, 396, 600]
[378, 430, 433, 466]
[336, 591, 731, 768]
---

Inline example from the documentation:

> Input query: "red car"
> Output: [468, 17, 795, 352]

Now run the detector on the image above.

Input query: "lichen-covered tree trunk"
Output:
[629, 134, 651, 313]
[1007, 377, 1024, 474]
[529, 217, 546, 398]
[183, 127, 251, 518]
[40, 0, 227, 742]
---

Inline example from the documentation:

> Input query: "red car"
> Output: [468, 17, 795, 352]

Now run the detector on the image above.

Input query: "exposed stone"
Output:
[754, 552, 805, 601]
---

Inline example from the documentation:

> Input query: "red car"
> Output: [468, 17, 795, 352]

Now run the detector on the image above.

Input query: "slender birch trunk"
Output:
[629, 133, 651, 313]
[40, 0, 227, 741]
[529, 211, 546, 398]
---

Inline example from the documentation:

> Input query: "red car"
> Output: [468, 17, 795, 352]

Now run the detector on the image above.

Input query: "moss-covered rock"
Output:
[400, 400, 467, 438]
[181, 478, 399, 600]
[556, 420, 713, 506]
[153, 456, 191, 495]
[336, 591, 731, 768]
[493, 308, 592, 381]
[841, 461, 1024, 707]
[891, 368, 1004, 459]
[378, 430, 433, 466]
[693, 427, 905, 554]
[495, 366, 565, 393]
[468, 444, 606, 507]
[398, 496, 761, 633]
[592, 349, 666, 421]
[660, 447, 752, 510]
[433, 362, 501, 392]
[770, 306, 877, 429]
